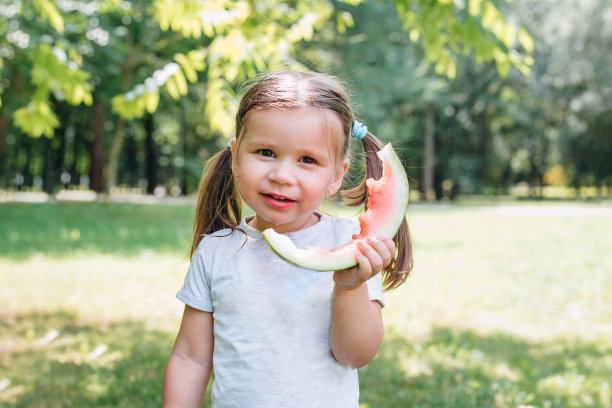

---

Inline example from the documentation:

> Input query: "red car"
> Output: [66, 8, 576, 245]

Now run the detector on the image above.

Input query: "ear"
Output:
[230, 138, 238, 175]
[327, 158, 350, 195]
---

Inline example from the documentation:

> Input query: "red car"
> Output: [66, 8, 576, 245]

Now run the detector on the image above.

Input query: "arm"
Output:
[162, 305, 214, 408]
[329, 237, 394, 369]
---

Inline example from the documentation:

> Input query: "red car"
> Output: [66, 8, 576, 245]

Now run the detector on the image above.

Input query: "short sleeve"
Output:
[176, 244, 214, 312]
[366, 273, 385, 308]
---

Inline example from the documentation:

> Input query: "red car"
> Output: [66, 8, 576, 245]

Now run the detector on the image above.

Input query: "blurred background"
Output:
[0, 0, 610, 200]
[0, 0, 611, 407]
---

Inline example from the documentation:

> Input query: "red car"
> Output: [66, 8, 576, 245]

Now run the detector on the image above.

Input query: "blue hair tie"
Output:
[351, 121, 368, 140]
[226, 139, 232, 148]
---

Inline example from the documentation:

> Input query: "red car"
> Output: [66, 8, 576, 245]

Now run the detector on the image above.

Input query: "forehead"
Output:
[242, 108, 346, 157]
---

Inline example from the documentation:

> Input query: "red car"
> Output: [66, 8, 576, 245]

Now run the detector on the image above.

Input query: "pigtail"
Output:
[190, 147, 242, 259]
[341, 132, 413, 291]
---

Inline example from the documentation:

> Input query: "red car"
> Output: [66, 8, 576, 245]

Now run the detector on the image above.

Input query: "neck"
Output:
[247, 212, 321, 233]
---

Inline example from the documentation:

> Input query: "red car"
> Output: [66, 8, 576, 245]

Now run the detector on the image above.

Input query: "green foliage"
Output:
[153, 0, 246, 38]
[30, 45, 93, 105]
[111, 49, 207, 119]
[1, 0, 608, 195]
[12, 44, 92, 138]
[395, 0, 534, 78]
[13, 100, 60, 139]
[109, 0, 350, 135]
[34, 0, 65, 33]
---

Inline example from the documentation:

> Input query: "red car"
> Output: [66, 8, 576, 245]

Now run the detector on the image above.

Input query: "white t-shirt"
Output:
[177, 213, 384, 408]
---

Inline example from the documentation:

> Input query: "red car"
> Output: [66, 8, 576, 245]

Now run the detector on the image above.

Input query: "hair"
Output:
[191, 70, 413, 291]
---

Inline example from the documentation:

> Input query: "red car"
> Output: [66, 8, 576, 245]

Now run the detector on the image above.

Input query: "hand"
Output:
[333, 236, 395, 291]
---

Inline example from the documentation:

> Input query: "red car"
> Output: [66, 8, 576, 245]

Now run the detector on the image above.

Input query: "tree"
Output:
[498, 0, 612, 194]
[0, 1, 93, 137]
[1, 0, 537, 196]
[299, 0, 534, 199]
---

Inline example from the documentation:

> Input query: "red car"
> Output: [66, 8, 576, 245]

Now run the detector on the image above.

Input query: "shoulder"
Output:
[317, 214, 360, 247]
[192, 227, 248, 258]
[324, 215, 360, 234]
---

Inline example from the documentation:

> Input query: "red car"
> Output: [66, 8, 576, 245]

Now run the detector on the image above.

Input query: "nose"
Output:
[268, 159, 297, 185]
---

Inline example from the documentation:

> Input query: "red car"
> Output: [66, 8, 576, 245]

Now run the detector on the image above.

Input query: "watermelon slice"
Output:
[262, 143, 409, 271]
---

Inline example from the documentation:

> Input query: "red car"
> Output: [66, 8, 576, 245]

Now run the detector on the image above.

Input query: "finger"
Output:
[355, 251, 373, 279]
[358, 240, 383, 276]
[355, 253, 372, 276]
[379, 236, 396, 255]
[366, 237, 393, 268]
[367, 237, 392, 261]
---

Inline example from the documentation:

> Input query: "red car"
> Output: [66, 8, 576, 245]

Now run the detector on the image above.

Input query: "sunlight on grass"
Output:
[1, 202, 611, 407]
[0, 202, 194, 259]
[0, 253, 187, 331]
[358, 204, 612, 408]
[0, 253, 191, 407]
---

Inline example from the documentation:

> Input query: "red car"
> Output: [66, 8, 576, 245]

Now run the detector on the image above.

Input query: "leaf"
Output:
[13, 101, 60, 138]
[31, 44, 93, 106]
[35, 0, 65, 33]
[165, 76, 180, 100]
[173, 71, 188, 96]
[174, 53, 198, 83]
[494, 50, 511, 78]
[145, 92, 160, 114]
[469, 0, 483, 17]
[187, 49, 207, 70]
[336, 11, 354, 34]
[205, 77, 236, 136]
[518, 27, 534, 54]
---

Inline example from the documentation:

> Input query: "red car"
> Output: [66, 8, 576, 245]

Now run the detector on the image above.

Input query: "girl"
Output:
[162, 71, 412, 407]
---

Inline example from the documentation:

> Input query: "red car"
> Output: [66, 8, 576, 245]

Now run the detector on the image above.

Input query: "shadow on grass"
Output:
[3, 310, 611, 408]
[359, 327, 612, 408]
[0, 310, 212, 408]
[0, 203, 194, 259]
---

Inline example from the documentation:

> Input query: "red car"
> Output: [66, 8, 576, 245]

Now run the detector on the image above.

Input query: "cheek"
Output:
[234, 162, 263, 194]
[234, 177, 256, 208]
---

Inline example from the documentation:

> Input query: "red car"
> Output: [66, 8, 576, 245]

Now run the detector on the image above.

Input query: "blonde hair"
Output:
[191, 71, 412, 290]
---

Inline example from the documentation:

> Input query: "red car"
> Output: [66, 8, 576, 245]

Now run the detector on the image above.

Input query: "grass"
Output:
[0, 202, 194, 259]
[1, 201, 611, 407]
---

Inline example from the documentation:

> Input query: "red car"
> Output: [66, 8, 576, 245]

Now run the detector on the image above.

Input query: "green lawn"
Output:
[1, 201, 611, 407]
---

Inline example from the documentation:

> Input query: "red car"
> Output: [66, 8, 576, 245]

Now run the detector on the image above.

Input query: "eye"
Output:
[257, 149, 275, 157]
[300, 156, 318, 164]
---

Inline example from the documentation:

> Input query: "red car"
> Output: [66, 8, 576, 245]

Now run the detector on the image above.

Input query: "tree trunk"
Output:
[105, 29, 137, 194]
[70, 123, 80, 185]
[106, 117, 125, 193]
[90, 100, 105, 192]
[474, 112, 490, 193]
[24, 142, 32, 188]
[423, 104, 435, 201]
[0, 114, 6, 187]
[180, 107, 187, 195]
[144, 113, 157, 194]
[42, 137, 56, 194]
[0, 114, 5, 155]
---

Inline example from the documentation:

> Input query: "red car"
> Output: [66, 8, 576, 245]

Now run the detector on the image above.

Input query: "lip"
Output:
[261, 193, 296, 209]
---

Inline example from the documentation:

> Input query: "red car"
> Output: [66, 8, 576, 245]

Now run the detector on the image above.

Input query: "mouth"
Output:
[261, 193, 296, 208]
[264, 193, 295, 202]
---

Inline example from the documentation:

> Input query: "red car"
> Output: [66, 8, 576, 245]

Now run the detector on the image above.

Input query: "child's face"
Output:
[231, 108, 349, 233]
